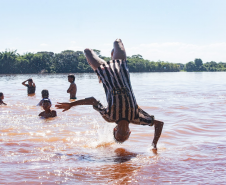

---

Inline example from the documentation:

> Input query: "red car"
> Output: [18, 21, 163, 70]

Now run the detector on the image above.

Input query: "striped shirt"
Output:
[94, 60, 154, 126]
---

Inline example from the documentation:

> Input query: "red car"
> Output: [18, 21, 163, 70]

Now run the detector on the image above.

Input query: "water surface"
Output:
[0, 72, 226, 184]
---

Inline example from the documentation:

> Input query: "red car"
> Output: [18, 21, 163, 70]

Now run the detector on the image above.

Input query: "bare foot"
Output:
[151, 143, 158, 154]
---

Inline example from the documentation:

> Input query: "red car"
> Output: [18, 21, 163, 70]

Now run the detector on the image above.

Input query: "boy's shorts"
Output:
[93, 101, 155, 126]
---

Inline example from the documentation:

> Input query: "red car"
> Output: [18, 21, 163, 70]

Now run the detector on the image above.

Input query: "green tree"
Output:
[186, 61, 196, 71]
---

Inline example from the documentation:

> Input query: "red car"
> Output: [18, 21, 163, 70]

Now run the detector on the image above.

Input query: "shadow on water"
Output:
[55, 148, 138, 164]
[113, 148, 137, 163]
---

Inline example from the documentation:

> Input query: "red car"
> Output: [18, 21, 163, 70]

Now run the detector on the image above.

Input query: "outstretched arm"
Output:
[55, 97, 98, 112]
[152, 120, 164, 150]
[0, 101, 7, 105]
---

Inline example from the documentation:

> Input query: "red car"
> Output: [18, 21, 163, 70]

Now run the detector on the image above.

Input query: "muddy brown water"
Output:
[0, 72, 226, 184]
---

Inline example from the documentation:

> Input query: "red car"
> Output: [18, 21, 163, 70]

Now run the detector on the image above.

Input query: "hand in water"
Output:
[55, 103, 71, 112]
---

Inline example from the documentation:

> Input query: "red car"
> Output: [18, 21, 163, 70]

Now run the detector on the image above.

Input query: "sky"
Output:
[0, 0, 226, 64]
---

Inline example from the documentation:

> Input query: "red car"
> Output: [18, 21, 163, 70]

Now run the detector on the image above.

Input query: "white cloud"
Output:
[66, 46, 84, 51]
[40, 43, 48, 46]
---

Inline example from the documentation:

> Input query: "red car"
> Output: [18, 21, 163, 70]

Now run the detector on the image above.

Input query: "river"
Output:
[0, 72, 226, 184]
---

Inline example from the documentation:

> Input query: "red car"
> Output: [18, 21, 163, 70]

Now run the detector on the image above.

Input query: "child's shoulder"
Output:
[51, 110, 57, 117]
[39, 111, 45, 116]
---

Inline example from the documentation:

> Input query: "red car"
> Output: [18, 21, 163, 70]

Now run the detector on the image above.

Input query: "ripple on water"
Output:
[1, 72, 226, 184]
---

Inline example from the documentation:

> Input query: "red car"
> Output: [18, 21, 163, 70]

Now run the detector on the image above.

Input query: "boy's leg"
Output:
[84, 49, 106, 71]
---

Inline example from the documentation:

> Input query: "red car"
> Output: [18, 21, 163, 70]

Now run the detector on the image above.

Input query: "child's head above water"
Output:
[68, 74, 75, 83]
[28, 78, 33, 86]
[42, 99, 51, 111]
[41, 89, 49, 99]
[0, 92, 4, 100]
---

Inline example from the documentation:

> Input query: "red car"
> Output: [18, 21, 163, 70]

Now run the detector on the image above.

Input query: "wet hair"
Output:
[0, 92, 3, 97]
[43, 99, 51, 104]
[113, 127, 130, 144]
[68, 74, 75, 82]
[41, 89, 49, 99]
[28, 79, 33, 82]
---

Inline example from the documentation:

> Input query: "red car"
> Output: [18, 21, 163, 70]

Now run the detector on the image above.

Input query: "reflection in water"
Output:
[1, 72, 226, 184]
[28, 93, 36, 97]
[113, 148, 137, 163]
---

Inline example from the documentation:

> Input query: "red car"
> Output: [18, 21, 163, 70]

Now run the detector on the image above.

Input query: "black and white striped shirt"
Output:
[94, 60, 154, 126]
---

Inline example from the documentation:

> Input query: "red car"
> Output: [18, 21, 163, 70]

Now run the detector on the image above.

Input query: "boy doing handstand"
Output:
[56, 39, 164, 150]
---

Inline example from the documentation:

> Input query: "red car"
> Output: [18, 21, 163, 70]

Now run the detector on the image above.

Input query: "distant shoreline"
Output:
[1, 50, 225, 74]
[1, 71, 226, 76]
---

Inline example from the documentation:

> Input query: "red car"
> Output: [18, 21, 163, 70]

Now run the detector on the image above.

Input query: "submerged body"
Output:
[22, 78, 36, 94]
[39, 99, 57, 118]
[37, 89, 52, 106]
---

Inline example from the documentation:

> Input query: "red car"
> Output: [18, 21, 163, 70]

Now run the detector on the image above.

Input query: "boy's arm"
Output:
[152, 120, 164, 150]
[67, 84, 73, 93]
[75, 84, 77, 97]
[55, 97, 98, 112]
[1, 101, 7, 105]
[32, 82, 36, 87]
[37, 100, 43, 106]
[22, 79, 28, 86]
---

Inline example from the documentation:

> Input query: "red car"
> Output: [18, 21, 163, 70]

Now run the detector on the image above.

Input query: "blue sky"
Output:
[0, 0, 226, 63]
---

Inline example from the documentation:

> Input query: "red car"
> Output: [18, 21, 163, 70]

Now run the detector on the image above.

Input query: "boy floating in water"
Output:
[37, 89, 52, 106]
[39, 99, 57, 118]
[67, 74, 77, 99]
[0, 92, 7, 105]
[56, 39, 164, 150]
[22, 78, 36, 95]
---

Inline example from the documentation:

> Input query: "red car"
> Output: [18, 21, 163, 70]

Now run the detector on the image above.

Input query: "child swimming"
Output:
[67, 74, 77, 99]
[39, 99, 57, 118]
[22, 78, 36, 95]
[0, 92, 7, 105]
[37, 89, 52, 106]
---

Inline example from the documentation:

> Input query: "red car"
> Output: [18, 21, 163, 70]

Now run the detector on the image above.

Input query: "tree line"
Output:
[181, 59, 226, 72]
[0, 50, 180, 74]
[1, 50, 225, 74]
